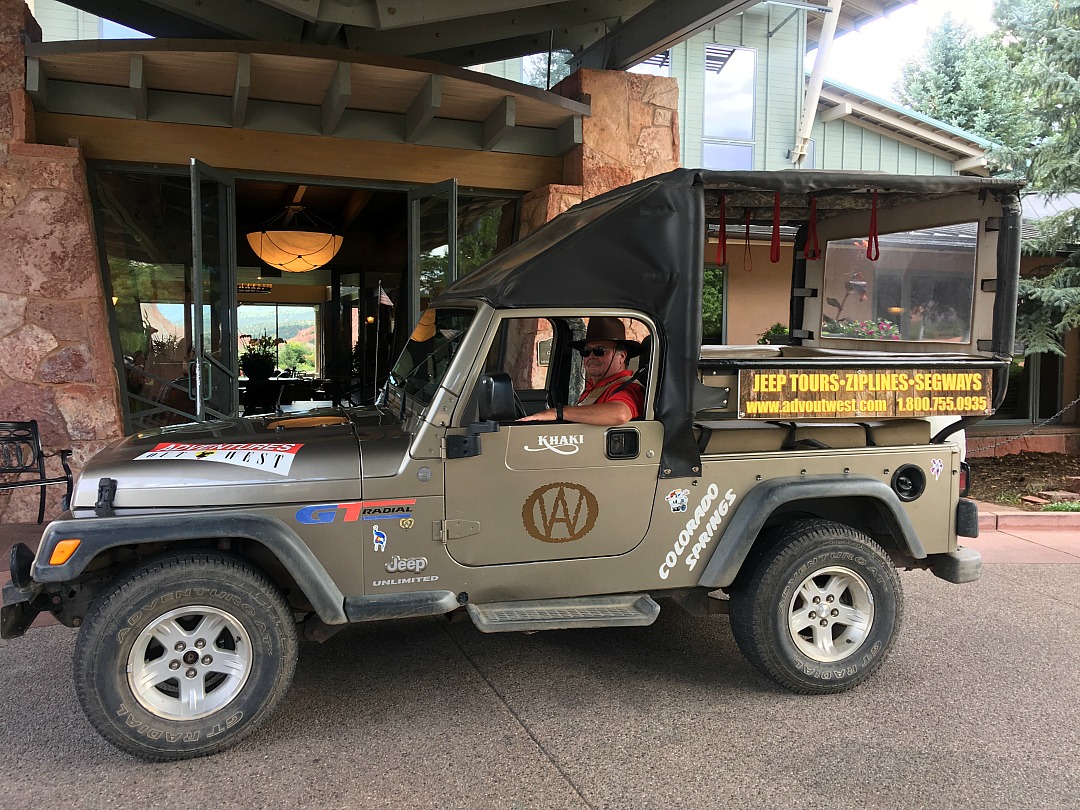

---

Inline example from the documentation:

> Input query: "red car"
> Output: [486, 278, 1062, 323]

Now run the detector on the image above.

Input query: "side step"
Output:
[466, 594, 660, 633]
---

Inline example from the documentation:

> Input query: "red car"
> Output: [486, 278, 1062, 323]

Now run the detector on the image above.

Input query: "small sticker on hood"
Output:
[134, 442, 303, 476]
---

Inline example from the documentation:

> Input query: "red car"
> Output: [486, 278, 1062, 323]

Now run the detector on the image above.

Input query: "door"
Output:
[189, 158, 238, 419]
[444, 422, 663, 566]
[442, 313, 662, 566]
[408, 179, 457, 327]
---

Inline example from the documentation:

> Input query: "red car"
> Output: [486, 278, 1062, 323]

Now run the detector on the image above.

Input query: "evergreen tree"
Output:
[994, 0, 1080, 355]
[895, 13, 1034, 153]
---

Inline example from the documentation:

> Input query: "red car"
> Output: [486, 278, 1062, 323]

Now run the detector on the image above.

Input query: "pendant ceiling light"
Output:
[246, 205, 343, 273]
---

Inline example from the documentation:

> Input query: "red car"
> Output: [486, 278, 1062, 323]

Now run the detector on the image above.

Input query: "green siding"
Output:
[677, 6, 804, 171]
[811, 119, 953, 175]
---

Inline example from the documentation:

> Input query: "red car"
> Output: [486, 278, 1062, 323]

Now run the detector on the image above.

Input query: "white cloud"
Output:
[809, 0, 996, 101]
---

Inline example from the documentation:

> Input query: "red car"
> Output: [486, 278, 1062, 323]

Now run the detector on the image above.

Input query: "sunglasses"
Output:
[579, 346, 614, 358]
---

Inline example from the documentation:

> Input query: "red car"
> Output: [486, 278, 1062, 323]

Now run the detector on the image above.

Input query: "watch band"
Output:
[556, 405, 564, 421]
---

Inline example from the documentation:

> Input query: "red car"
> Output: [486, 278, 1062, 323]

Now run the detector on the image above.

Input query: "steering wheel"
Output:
[513, 389, 527, 419]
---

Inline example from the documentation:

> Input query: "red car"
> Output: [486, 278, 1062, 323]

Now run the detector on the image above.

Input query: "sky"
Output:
[814, 0, 998, 101]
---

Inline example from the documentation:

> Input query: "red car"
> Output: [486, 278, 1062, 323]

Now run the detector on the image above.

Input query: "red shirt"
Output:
[578, 370, 645, 419]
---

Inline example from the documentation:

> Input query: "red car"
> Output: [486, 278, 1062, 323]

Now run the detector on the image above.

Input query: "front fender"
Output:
[697, 475, 926, 589]
[31, 511, 347, 624]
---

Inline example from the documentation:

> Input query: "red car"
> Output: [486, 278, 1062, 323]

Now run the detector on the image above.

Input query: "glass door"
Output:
[408, 179, 457, 327]
[190, 159, 238, 419]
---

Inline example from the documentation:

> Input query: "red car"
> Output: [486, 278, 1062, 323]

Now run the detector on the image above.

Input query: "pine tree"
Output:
[994, 0, 1080, 355]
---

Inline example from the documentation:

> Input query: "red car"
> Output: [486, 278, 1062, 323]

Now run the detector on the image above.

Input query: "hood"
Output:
[71, 408, 401, 510]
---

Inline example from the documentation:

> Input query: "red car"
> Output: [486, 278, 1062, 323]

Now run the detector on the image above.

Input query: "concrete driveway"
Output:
[1, 563, 1077, 810]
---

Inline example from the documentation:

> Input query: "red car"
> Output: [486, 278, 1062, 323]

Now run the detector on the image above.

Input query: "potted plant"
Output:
[239, 333, 283, 379]
[757, 322, 789, 345]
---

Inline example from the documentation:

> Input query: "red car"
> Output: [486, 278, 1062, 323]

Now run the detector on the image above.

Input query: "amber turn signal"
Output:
[48, 539, 81, 566]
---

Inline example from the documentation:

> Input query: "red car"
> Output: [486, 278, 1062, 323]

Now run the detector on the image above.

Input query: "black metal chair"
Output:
[0, 420, 73, 524]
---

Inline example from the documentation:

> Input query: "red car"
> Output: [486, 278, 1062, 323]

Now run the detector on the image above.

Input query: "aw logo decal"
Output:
[522, 482, 599, 543]
[930, 458, 944, 480]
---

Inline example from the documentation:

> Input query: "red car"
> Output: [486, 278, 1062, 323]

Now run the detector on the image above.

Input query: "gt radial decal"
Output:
[295, 499, 416, 525]
[134, 442, 303, 476]
[522, 482, 598, 543]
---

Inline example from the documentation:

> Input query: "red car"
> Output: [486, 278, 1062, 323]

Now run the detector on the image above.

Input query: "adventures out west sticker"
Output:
[134, 442, 302, 476]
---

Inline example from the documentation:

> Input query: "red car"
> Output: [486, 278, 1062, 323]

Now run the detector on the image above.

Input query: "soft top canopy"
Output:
[697, 169, 1024, 227]
[436, 169, 1023, 478]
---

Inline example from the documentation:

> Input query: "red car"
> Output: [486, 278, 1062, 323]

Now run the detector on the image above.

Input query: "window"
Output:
[702, 265, 726, 342]
[990, 353, 1062, 423]
[630, 51, 671, 77]
[820, 227, 978, 342]
[238, 304, 318, 374]
[702, 44, 756, 170]
[387, 308, 475, 412]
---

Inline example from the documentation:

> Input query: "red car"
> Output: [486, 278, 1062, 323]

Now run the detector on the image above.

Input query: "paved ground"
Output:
[0, 518, 1077, 810]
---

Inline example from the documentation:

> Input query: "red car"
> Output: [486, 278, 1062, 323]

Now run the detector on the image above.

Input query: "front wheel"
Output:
[74, 553, 298, 760]
[729, 519, 904, 694]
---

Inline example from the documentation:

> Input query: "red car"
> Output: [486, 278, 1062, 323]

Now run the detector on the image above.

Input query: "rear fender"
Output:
[697, 475, 927, 589]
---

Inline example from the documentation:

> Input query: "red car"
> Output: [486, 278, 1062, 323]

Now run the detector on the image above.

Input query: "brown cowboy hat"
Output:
[571, 317, 641, 357]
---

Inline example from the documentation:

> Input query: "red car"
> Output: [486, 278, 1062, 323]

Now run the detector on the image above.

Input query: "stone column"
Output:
[0, 0, 123, 523]
[521, 68, 680, 237]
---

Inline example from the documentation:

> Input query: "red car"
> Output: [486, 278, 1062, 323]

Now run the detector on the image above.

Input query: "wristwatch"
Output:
[556, 406, 564, 421]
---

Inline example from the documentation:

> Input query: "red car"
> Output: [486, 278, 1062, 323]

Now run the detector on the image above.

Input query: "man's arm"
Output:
[518, 401, 633, 426]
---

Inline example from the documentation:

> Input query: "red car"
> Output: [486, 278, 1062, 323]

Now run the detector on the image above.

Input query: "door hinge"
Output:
[433, 519, 481, 543]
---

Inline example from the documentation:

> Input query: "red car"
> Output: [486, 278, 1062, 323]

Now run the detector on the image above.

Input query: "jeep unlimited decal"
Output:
[135, 442, 303, 476]
[659, 484, 738, 580]
[295, 499, 416, 525]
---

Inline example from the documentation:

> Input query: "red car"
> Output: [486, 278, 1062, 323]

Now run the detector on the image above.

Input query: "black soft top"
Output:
[438, 169, 1023, 478]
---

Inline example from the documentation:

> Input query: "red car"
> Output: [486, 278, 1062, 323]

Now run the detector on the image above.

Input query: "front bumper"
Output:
[1, 580, 41, 639]
[2, 542, 43, 639]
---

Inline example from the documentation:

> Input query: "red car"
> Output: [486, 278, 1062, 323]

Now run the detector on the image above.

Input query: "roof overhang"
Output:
[52, 1, 917, 72]
[817, 81, 991, 175]
[25, 40, 589, 158]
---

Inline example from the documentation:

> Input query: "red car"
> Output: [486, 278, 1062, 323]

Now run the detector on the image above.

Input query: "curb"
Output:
[976, 503, 1080, 531]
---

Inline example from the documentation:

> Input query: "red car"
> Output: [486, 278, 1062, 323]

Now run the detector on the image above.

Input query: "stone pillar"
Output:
[522, 68, 681, 237]
[0, 0, 124, 523]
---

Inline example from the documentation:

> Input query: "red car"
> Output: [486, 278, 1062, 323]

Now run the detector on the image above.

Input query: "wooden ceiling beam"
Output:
[483, 96, 515, 151]
[405, 74, 441, 143]
[322, 62, 352, 135]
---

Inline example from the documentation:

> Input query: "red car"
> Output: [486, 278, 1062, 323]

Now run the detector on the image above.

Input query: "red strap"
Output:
[805, 196, 821, 260]
[770, 192, 781, 263]
[866, 189, 880, 261]
[743, 209, 753, 272]
[715, 195, 727, 266]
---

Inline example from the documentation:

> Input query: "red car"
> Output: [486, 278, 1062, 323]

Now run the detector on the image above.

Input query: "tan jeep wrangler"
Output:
[2, 169, 1022, 760]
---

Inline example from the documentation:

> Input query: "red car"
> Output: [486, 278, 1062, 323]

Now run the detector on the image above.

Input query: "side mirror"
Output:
[478, 372, 517, 422]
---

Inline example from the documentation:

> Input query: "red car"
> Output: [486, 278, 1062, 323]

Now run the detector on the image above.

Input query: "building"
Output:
[0, 0, 1067, 523]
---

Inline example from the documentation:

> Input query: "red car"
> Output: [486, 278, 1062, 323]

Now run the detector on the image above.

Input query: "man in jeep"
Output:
[520, 317, 645, 425]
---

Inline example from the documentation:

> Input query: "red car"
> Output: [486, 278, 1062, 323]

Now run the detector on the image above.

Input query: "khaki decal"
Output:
[522, 482, 599, 543]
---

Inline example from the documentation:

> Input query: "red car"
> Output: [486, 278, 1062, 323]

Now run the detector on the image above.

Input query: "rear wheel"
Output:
[74, 553, 297, 760]
[729, 519, 903, 694]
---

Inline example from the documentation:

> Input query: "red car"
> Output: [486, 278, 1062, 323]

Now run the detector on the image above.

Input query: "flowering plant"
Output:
[239, 333, 284, 379]
[825, 318, 901, 340]
[240, 333, 285, 359]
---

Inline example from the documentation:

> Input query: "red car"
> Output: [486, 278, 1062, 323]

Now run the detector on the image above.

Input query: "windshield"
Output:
[385, 308, 476, 413]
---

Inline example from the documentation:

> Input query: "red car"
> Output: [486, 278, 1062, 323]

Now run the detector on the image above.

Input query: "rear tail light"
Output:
[959, 461, 971, 498]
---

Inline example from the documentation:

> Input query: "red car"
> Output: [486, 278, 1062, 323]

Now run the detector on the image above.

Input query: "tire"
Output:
[729, 518, 903, 694]
[73, 553, 298, 760]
